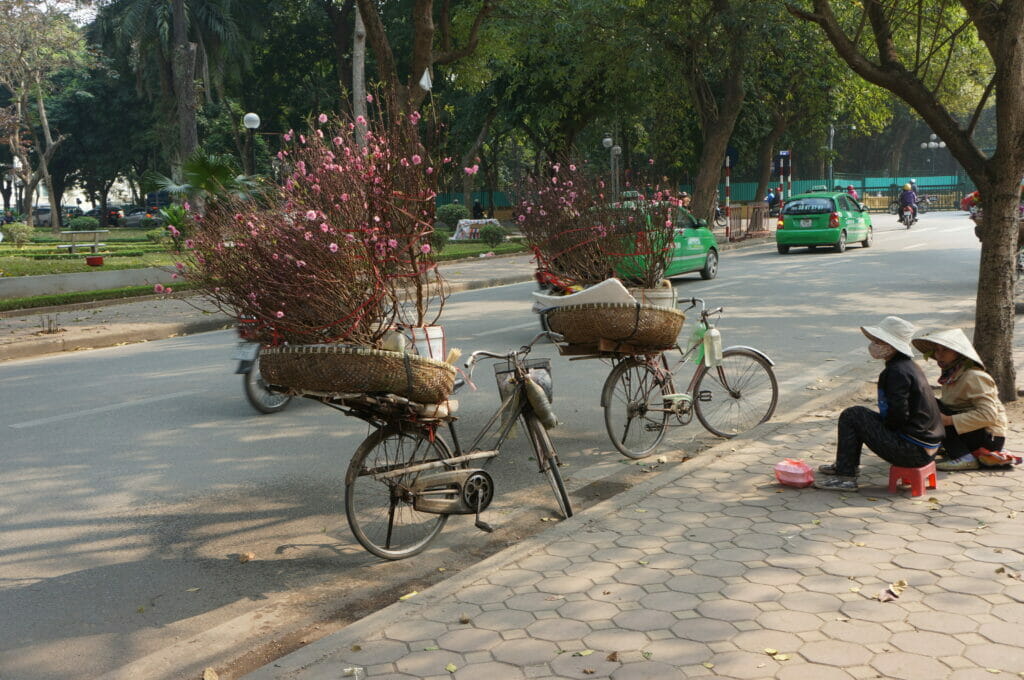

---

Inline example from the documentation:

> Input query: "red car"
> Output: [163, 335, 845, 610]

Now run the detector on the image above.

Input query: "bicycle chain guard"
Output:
[410, 469, 494, 515]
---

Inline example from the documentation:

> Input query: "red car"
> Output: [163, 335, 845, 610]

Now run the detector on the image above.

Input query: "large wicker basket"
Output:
[260, 345, 456, 404]
[545, 302, 685, 349]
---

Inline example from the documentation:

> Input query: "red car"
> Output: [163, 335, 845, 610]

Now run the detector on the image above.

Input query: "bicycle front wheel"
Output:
[694, 348, 779, 438]
[601, 358, 670, 459]
[523, 414, 572, 519]
[345, 424, 452, 560]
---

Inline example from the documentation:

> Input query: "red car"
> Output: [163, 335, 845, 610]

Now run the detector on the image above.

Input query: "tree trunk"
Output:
[353, 5, 367, 148]
[171, 0, 198, 180]
[973, 176, 1020, 400]
[756, 113, 787, 207]
[460, 107, 497, 211]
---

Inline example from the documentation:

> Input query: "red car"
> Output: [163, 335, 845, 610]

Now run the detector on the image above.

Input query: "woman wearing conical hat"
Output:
[913, 329, 1018, 470]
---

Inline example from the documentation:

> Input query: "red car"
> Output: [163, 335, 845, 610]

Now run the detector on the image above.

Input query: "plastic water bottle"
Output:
[704, 328, 723, 367]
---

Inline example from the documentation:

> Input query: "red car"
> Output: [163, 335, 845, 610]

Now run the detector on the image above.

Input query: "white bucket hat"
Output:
[912, 328, 984, 369]
[860, 316, 916, 358]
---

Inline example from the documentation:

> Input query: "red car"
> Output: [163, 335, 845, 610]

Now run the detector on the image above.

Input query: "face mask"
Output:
[868, 341, 896, 360]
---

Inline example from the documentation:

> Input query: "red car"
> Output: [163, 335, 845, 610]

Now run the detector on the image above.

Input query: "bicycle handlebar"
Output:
[680, 297, 723, 323]
[464, 331, 562, 377]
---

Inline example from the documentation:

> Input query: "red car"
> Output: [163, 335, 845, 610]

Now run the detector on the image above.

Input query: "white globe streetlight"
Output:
[243, 113, 261, 174]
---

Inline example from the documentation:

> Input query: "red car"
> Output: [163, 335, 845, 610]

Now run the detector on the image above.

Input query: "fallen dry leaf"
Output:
[445, 662, 458, 672]
[203, 668, 219, 680]
[773, 653, 790, 661]
[573, 649, 594, 657]
[606, 651, 619, 662]
[763, 648, 778, 655]
[583, 670, 595, 675]
[398, 591, 418, 601]
[702, 662, 715, 669]
[459, 615, 472, 624]
[238, 552, 256, 563]
[186, 587, 201, 593]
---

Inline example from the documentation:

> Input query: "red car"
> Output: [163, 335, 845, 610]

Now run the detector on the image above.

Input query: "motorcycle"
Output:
[713, 204, 727, 228]
[899, 205, 916, 228]
[234, 316, 292, 414]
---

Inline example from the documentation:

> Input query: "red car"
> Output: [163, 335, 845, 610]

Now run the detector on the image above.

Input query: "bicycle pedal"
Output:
[474, 519, 494, 533]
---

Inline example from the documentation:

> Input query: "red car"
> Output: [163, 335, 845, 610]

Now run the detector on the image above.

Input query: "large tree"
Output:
[0, 1, 87, 227]
[91, 0, 264, 178]
[790, 0, 1024, 400]
[354, 0, 498, 116]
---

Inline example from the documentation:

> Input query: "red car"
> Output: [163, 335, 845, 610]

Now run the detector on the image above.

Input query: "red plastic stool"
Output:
[888, 461, 937, 497]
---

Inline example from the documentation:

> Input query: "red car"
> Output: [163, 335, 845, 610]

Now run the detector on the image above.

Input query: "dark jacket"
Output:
[877, 354, 944, 447]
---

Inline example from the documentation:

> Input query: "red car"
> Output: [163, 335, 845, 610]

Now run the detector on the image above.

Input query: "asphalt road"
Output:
[0, 212, 985, 680]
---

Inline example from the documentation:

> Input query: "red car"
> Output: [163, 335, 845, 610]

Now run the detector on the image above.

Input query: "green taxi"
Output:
[775, 191, 873, 254]
[613, 203, 719, 281]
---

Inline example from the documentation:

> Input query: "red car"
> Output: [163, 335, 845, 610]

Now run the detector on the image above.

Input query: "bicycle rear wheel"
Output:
[523, 414, 572, 518]
[694, 348, 778, 438]
[345, 424, 452, 560]
[601, 358, 670, 459]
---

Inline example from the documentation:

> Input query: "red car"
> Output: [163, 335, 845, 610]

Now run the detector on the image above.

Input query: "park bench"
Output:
[57, 230, 108, 254]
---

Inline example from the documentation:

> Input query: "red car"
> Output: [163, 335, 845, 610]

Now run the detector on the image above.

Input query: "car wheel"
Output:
[834, 230, 847, 253]
[699, 249, 718, 280]
[777, 243, 790, 254]
[862, 226, 873, 248]
[808, 245, 817, 251]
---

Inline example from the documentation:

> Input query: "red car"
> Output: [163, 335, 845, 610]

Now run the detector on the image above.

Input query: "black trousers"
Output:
[943, 425, 1004, 458]
[833, 406, 933, 477]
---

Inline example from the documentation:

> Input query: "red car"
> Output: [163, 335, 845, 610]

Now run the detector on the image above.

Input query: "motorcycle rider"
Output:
[899, 183, 918, 223]
[847, 185, 859, 201]
[765, 187, 782, 216]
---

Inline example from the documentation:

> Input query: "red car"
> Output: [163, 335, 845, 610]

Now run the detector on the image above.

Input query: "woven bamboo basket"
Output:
[545, 302, 685, 349]
[260, 345, 456, 404]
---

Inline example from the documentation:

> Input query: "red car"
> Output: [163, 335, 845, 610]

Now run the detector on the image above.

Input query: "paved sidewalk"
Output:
[247, 358, 1024, 680]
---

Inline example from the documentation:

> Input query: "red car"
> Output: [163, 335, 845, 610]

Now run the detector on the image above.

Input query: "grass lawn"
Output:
[0, 235, 526, 311]
[0, 252, 176, 276]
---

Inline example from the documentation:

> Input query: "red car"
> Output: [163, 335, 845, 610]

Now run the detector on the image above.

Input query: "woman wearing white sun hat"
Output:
[912, 328, 1018, 470]
[815, 316, 944, 491]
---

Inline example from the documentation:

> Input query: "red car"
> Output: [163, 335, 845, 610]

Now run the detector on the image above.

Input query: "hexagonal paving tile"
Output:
[695, 599, 760, 623]
[522, 617, 591, 642]
[963, 640, 1024, 671]
[342, 639, 411, 665]
[870, 651, 953, 680]
[472, 609, 536, 632]
[549, 652, 620, 679]
[534, 575, 594, 595]
[582, 629, 651, 653]
[384, 619, 449, 643]
[778, 591, 844, 613]
[820, 618, 891, 644]
[558, 599, 621, 622]
[453, 661, 525, 680]
[800, 639, 874, 666]
[670, 617, 738, 642]
[457, 583, 514, 605]
[906, 611, 978, 634]
[491, 638, 559, 666]
[663, 574, 725, 594]
[395, 649, 466, 677]
[776, 663, 857, 680]
[704, 650, 780, 679]
[638, 591, 700, 613]
[586, 582, 648, 604]
[755, 610, 825, 633]
[611, 609, 676, 632]
[611, 661, 686, 679]
[437, 627, 503, 653]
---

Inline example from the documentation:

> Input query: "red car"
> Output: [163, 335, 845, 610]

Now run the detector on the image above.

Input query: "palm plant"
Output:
[145, 151, 262, 207]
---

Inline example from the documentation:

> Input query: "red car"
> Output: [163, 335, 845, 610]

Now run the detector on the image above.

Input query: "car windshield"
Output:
[783, 197, 834, 215]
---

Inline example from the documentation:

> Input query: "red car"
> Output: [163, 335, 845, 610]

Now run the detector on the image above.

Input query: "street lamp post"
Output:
[919, 133, 946, 176]
[827, 124, 835, 190]
[243, 112, 261, 175]
[603, 133, 622, 200]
